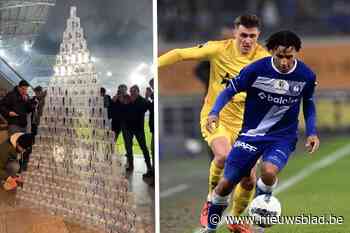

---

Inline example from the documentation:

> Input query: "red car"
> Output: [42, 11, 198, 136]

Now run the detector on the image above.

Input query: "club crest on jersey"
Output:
[273, 79, 289, 94]
[291, 84, 303, 94]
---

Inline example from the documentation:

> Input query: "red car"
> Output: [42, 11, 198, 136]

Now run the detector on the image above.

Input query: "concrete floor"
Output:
[0, 130, 155, 233]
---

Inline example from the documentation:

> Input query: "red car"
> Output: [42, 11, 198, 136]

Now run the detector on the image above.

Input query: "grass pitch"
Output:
[159, 136, 350, 233]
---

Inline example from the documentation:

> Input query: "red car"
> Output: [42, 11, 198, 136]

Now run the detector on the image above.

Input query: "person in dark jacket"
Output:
[110, 84, 130, 155]
[124, 85, 152, 174]
[101, 87, 112, 109]
[0, 80, 35, 135]
[0, 132, 34, 191]
[144, 79, 154, 179]
[31, 86, 46, 136]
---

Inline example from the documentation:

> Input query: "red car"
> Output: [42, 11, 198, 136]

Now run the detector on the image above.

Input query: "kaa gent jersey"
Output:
[211, 56, 317, 141]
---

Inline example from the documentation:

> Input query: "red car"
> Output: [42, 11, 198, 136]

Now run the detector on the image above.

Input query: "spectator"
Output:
[0, 132, 34, 191]
[144, 79, 155, 180]
[31, 86, 46, 136]
[110, 84, 130, 156]
[100, 87, 112, 109]
[0, 89, 7, 127]
[124, 85, 152, 175]
[0, 80, 35, 135]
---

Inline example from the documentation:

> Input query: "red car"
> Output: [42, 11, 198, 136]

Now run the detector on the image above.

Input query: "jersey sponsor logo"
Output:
[258, 92, 299, 105]
[234, 140, 258, 152]
[253, 76, 306, 97]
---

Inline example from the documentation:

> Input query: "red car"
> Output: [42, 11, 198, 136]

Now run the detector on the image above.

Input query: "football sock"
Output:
[256, 178, 277, 196]
[208, 161, 223, 200]
[230, 182, 256, 216]
[207, 191, 229, 230]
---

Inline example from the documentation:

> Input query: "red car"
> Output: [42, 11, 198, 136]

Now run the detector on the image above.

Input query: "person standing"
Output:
[159, 15, 270, 230]
[110, 84, 130, 157]
[124, 85, 152, 175]
[31, 86, 46, 136]
[144, 79, 155, 179]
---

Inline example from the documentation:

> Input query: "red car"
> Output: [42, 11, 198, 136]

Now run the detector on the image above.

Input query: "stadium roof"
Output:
[0, 0, 55, 90]
[0, 0, 55, 48]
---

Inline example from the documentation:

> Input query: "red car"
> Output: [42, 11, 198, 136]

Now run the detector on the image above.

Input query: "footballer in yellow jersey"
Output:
[159, 15, 269, 232]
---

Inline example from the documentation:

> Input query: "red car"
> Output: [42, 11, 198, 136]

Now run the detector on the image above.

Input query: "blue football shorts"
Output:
[224, 137, 297, 184]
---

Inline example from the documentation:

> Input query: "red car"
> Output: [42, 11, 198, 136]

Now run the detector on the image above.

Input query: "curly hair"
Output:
[266, 30, 302, 51]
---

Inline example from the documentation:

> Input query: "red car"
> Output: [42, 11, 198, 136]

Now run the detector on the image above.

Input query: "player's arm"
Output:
[158, 42, 218, 67]
[303, 77, 319, 154]
[206, 66, 254, 132]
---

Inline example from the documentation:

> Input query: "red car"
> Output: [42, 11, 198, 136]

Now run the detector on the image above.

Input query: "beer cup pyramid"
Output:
[16, 6, 137, 233]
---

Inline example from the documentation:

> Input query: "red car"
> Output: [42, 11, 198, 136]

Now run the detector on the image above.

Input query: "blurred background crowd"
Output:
[159, 0, 350, 42]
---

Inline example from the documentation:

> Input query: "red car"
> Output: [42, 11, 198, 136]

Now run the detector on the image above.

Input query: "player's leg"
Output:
[206, 142, 261, 232]
[230, 164, 257, 216]
[199, 129, 230, 227]
[200, 122, 257, 227]
[209, 135, 231, 194]
[256, 140, 296, 196]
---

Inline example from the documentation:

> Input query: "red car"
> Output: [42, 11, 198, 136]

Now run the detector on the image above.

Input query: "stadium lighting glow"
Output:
[130, 73, 145, 84]
[0, 49, 5, 57]
[9, 62, 19, 67]
[91, 56, 98, 62]
[129, 62, 151, 85]
[106, 71, 112, 77]
[23, 41, 32, 52]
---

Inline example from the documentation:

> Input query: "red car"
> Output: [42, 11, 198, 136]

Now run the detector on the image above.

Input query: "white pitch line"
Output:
[160, 184, 189, 198]
[275, 143, 350, 195]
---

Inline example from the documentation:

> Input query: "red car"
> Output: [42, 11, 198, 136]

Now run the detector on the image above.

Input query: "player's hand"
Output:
[206, 114, 219, 133]
[8, 111, 18, 117]
[305, 135, 320, 154]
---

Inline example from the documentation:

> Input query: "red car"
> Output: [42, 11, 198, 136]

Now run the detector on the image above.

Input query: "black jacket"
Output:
[110, 98, 129, 129]
[147, 96, 154, 133]
[125, 96, 149, 131]
[0, 87, 34, 128]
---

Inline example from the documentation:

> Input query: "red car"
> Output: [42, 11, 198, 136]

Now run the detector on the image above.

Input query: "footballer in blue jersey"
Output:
[202, 31, 320, 232]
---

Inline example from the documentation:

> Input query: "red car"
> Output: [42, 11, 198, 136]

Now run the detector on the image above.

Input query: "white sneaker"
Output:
[252, 225, 265, 233]
[197, 228, 216, 233]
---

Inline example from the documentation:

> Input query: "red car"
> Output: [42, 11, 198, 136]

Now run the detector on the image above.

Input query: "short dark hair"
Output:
[17, 133, 34, 150]
[130, 85, 140, 92]
[34, 86, 42, 92]
[118, 84, 127, 89]
[266, 30, 302, 52]
[18, 80, 30, 87]
[100, 87, 106, 94]
[234, 14, 260, 29]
